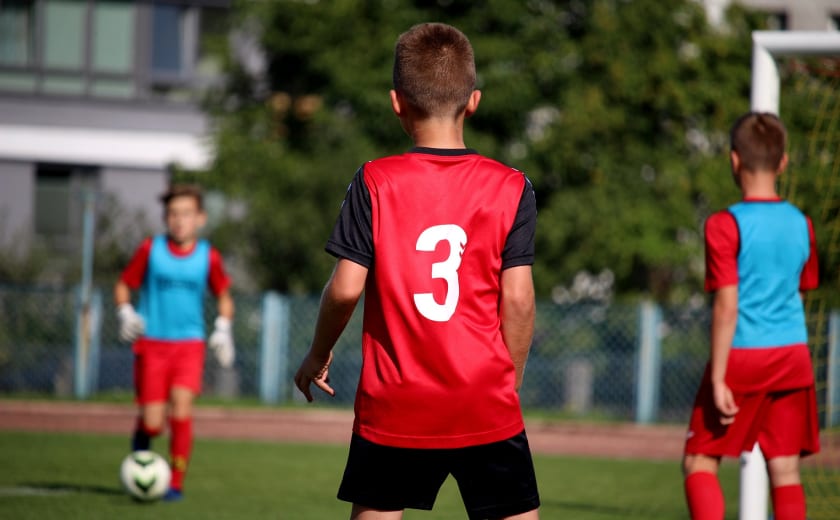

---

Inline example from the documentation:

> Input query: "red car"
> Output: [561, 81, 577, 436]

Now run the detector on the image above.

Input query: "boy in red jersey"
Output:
[115, 183, 235, 501]
[294, 22, 539, 520]
[682, 112, 820, 520]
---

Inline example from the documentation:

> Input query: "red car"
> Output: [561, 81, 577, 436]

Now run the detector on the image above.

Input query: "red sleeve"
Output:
[704, 211, 740, 292]
[120, 237, 153, 289]
[208, 247, 231, 296]
[800, 216, 819, 291]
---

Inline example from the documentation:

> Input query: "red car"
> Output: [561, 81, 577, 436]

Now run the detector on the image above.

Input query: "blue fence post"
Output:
[73, 188, 98, 399]
[635, 300, 662, 424]
[259, 292, 290, 404]
[828, 311, 840, 428]
[73, 287, 102, 399]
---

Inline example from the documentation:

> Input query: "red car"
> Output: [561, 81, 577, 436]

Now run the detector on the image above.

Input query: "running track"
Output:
[0, 400, 687, 461]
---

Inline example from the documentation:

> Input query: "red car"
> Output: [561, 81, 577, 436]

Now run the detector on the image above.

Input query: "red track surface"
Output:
[0, 400, 688, 461]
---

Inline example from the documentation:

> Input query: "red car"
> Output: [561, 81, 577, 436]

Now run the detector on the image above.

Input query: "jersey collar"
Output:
[166, 236, 197, 257]
[409, 147, 478, 156]
[742, 197, 782, 202]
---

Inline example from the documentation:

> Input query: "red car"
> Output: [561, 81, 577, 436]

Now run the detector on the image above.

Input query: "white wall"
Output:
[100, 167, 170, 238]
[704, 0, 839, 30]
[0, 161, 34, 247]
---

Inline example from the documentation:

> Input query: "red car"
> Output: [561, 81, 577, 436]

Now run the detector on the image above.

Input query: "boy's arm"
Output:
[710, 285, 740, 424]
[208, 289, 236, 368]
[500, 265, 536, 392]
[114, 238, 152, 343]
[206, 248, 236, 367]
[294, 259, 368, 402]
[216, 289, 234, 320]
[114, 277, 145, 343]
[114, 280, 132, 306]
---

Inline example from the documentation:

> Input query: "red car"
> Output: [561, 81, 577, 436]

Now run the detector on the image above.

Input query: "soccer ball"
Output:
[119, 450, 171, 501]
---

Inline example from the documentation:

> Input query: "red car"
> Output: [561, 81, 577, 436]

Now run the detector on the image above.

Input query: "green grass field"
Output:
[0, 431, 740, 519]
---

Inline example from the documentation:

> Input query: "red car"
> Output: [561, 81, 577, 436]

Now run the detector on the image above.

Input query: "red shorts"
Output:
[684, 373, 820, 459]
[133, 338, 205, 404]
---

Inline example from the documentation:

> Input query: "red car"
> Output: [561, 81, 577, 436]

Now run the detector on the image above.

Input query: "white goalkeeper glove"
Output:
[117, 303, 145, 343]
[208, 316, 235, 368]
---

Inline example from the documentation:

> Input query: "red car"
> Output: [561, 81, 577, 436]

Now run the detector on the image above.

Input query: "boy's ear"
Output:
[390, 89, 403, 117]
[777, 152, 789, 173]
[464, 90, 481, 118]
[729, 150, 741, 188]
[729, 150, 740, 173]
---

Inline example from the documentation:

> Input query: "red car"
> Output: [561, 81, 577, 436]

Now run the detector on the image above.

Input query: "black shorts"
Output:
[337, 430, 540, 519]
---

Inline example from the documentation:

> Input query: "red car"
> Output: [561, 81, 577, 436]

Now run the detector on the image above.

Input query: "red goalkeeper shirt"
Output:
[326, 148, 536, 449]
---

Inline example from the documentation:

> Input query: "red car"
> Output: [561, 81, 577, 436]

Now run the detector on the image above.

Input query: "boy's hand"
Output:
[117, 303, 145, 343]
[712, 381, 739, 425]
[294, 351, 335, 402]
[208, 316, 235, 368]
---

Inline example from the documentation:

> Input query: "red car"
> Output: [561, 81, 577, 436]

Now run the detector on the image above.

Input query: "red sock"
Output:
[684, 471, 724, 520]
[169, 417, 193, 491]
[772, 484, 806, 520]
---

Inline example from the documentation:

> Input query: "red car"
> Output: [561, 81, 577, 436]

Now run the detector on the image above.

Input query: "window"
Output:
[35, 164, 98, 248]
[0, 0, 36, 90]
[93, 0, 135, 74]
[197, 6, 227, 78]
[43, 0, 85, 69]
[152, 3, 185, 76]
[92, 0, 136, 97]
[147, 3, 229, 99]
[764, 11, 788, 31]
[0, 0, 227, 100]
[41, 0, 87, 95]
[0, 0, 34, 66]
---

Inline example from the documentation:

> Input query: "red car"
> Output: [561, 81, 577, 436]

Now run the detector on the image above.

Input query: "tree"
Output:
[205, 0, 828, 301]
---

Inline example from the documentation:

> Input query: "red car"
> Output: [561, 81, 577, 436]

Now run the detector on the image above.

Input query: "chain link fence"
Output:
[2, 284, 835, 425]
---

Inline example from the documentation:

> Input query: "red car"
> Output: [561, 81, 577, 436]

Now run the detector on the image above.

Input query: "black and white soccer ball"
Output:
[119, 450, 171, 501]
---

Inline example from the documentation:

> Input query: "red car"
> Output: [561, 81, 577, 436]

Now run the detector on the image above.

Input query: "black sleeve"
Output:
[501, 176, 536, 269]
[325, 166, 374, 268]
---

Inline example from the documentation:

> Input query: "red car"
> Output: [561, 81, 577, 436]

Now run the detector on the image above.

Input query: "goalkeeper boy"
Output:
[682, 112, 820, 520]
[115, 183, 235, 501]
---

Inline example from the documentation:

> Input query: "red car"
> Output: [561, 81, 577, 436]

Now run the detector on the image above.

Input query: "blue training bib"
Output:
[138, 235, 209, 341]
[729, 201, 809, 348]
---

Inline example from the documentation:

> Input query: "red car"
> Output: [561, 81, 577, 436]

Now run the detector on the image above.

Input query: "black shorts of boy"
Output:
[337, 430, 540, 519]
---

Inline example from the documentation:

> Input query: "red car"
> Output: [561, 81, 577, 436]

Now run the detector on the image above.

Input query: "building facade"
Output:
[703, 0, 840, 30]
[0, 0, 228, 268]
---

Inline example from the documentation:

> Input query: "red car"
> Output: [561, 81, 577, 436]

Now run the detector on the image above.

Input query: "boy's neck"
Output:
[407, 117, 467, 149]
[168, 235, 197, 251]
[737, 169, 779, 200]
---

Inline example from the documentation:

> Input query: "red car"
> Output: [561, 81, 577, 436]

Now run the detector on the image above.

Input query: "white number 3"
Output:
[413, 224, 467, 322]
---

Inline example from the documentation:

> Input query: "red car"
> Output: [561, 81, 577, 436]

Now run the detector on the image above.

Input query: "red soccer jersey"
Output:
[120, 236, 230, 296]
[327, 148, 536, 449]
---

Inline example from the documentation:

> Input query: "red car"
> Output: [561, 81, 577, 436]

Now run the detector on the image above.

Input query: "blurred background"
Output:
[0, 0, 838, 423]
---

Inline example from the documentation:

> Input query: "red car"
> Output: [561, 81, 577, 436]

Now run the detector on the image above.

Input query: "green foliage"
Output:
[206, 0, 828, 301]
[0, 193, 151, 288]
[778, 58, 840, 308]
[0, 210, 50, 284]
[0, 287, 76, 392]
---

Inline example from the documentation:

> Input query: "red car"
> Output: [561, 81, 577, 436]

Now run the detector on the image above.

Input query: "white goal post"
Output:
[742, 30, 840, 520]
[751, 31, 840, 115]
